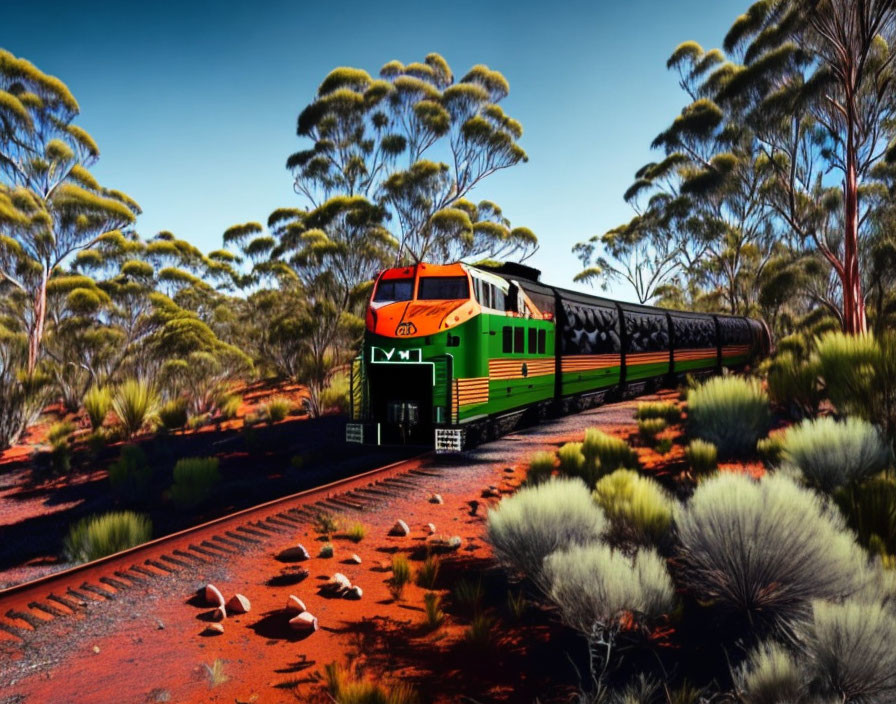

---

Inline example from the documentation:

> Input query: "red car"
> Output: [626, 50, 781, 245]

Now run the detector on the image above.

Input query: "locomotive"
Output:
[346, 261, 771, 451]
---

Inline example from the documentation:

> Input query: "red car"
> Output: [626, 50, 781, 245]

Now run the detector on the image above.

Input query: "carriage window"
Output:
[373, 278, 413, 302]
[537, 329, 546, 354]
[502, 326, 512, 353]
[528, 328, 537, 354]
[514, 327, 524, 353]
[493, 287, 506, 312]
[418, 276, 470, 300]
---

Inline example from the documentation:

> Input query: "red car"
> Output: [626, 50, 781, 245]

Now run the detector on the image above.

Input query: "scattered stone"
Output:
[426, 523, 437, 534]
[92, 645, 100, 654]
[426, 534, 463, 553]
[349, 553, 362, 564]
[156, 619, 165, 630]
[286, 595, 306, 614]
[320, 572, 352, 596]
[203, 623, 225, 635]
[428, 493, 443, 504]
[468, 500, 480, 516]
[202, 584, 225, 607]
[346, 585, 363, 600]
[227, 594, 251, 614]
[211, 605, 227, 621]
[389, 519, 410, 537]
[289, 611, 319, 632]
[481, 485, 501, 498]
[278, 544, 310, 562]
[504, 466, 514, 474]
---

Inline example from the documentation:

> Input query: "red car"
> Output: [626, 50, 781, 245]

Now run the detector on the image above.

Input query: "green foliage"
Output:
[313, 511, 340, 536]
[782, 416, 891, 494]
[735, 642, 806, 704]
[64, 511, 152, 563]
[463, 612, 495, 650]
[323, 661, 418, 704]
[676, 473, 866, 636]
[47, 420, 75, 445]
[526, 450, 556, 485]
[655, 437, 673, 455]
[112, 379, 159, 439]
[169, 457, 220, 509]
[320, 372, 349, 413]
[834, 477, 896, 560]
[757, 434, 785, 466]
[260, 396, 291, 424]
[389, 554, 412, 600]
[687, 376, 770, 457]
[319, 542, 334, 558]
[544, 543, 675, 635]
[766, 351, 822, 418]
[415, 555, 440, 589]
[344, 522, 366, 543]
[593, 469, 676, 547]
[486, 478, 607, 592]
[635, 401, 682, 422]
[452, 578, 484, 616]
[423, 591, 444, 630]
[556, 441, 584, 473]
[158, 398, 188, 431]
[582, 427, 639, 474]
[638, 417, 667, 441]
[108, 445, 152, 501]
[217, 393, 241, 420]
[685, 439, 718, 477]
[83, 386, 112, 430]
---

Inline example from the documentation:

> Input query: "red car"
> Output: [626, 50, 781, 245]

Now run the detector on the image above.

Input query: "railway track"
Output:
[0, 452, 440, 647]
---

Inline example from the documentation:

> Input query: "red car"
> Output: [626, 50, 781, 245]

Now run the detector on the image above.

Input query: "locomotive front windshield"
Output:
[374, 278, 414, 302]
[417, 276, 469, 300]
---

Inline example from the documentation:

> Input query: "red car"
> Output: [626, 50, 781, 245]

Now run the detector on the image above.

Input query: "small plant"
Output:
[655, 437, 673, 455]
[261, 396, 291, 424]
[204, 658, 228, 687]
[506, 589, 527, 621]
[217, 393, 241, 420]
[313, 511, 341, 537]
[781, 416, 891, 494]
[169, 457, 220, 509]
[423, 591, 445, 630]
[319, 542, 334, 558]
[685, 439, 718, 477]
[320, 373, 350, 413]
[687, 376, 770, 457]
[108, 445, 152, 501]
[526, 450, 556, 484]
[582, 427, 638, 473]
[187, 414, 207, 431]
[556, 441, 602, 487]
[344, 522, 366, 543]
[415, 554, 440, 589]
[112, 379, 160, 439]
[757, 434, 785, 466]
[834, 476, 896, 559]
[83, 386, 112, 430]
[463, 612, 495, 650]
[390, 554, 412, 600]
[64, 511, 152, 563]
[486, 477, 606, 592]
[47, 420, 76, 445]
[593, 469, 676, 547]
[636, 401, 681, 423]
[158, 398, 188, 431]
[735, 641, 806, 704]
[46, 423, 73, 473]
[323, 662, 418, 704]
[766, 351, 822, 419]
[86, 429, 108, 457]
[638, 417, 667, 441]
[452, 577, 485, 616]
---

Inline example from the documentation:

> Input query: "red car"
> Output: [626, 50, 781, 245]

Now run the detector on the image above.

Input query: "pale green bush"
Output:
[582, 427, 638, 473]
[735, 641, 807, 704]
[83, 386, 112, 430]
[687, 376, 771, 457]
[685, 439, 718, 477]
[635, 401, 682, 423]
[260, 396, 291, 424]
[593, 469, 675, 546]
[766, 351, 822, 419]
[158, 397, 188, 431]
[637, 417, 667, 441]
[64, 511, 152, 563]
[487, 478, 607, 592]
[112, 379, 159, 439]
[108, 445, 152, 501]
[169, 457, 220, 509]
[526, 450, 556, 485]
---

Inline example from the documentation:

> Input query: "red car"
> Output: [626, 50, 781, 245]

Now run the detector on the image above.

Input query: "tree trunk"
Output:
[27, 272, 48, 374]
[842, 117, 867, 335]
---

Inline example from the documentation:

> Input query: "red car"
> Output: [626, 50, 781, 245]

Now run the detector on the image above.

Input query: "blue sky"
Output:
[1, 0, 747, 299]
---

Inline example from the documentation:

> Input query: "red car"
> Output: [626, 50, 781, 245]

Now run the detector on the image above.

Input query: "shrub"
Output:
[636, 401, 681, 423]
[319, 542, 334, 558]
[676, 473, 866, 636]
[814, 332, 880, 419]
[343, 522, 366, 543]
[108, 445, 152, 501]
[169, 457, 220, 509]
[187, 414, 207, 431]
[217, 393, 241, 420]
[782, 416, 891, 493]
[544, 543, 675, 635]
[766, 351, 822, 418]
[83, 386, 112, 431]
[463, 612, 495, 650]
[687, 376, 770, 457]
[423, 591, 444, 630]
[757, 434, 785, 466]
[320, 373, 349, 413]
[593, 469, 675, 547]
[556, 441, 584, 474]
[526, 450, 556, 485]
[261, 396, 291, 424]
[205, 658, 228, 687]
[834, 477, 896, 559]
[313, 512, 340, 536]
[735, 642, 807, 704]
[638, 417, 667, 441]
[452, 578, 484, 616]
[158, 398, 188, 431]
[64, 511, 152, 563]
[685, 439, 717, 477]
[655, 438, 673, 455]
[486, 478, 607, 592]
[323, 662, 418, 704]
[112, 379, 160, 439]
[390, 554, 412, 600]
[415, 555, 440, 589]
[582, 428, 638, 472]
[47, 420, 75, 445]
[806, 599, 896, 703]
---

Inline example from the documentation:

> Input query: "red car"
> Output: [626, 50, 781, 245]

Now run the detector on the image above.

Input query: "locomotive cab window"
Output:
[373, 278, 413, 302]
[537, 329, 546, 354]
[502, 326, 512, 353]
[514, 327, 524, 353]
[528, 328, 537, 353]
[417, 276, 470, 300]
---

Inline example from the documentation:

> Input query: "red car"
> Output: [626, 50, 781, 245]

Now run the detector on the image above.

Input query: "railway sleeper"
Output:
[254, 518, 289, 533]
[236, 525, 270, 538]
[28, 601, 66, 618]
[263, 516, 295, 530]
[381, 477, 422, 489]
[323, 496, 365, 511]
[273, 512, 303, 524]
[286, 507, 317, 521]
[160, 554, 194, 569]
[145, 559, 176, 573]
[226, 530, 260, 545]
[191, 543, 228, 558]
[130, 564, 165, 579]
[0, 619, 29, 640]
[80, 582, 117, 600]
[65, 588, 93, 604]
[6, 609, 44, 629]
[353, 486, 398, 499]
[116, 570, 149, 585]
[47, 593, 83, 612]
[206, 537, 240, 553]
[173, 548, 207, 564]
[99, 576, 130, 591]
[407, 468, 444, 478]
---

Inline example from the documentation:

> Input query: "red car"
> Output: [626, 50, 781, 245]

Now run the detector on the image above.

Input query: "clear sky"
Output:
[1, 0, 747, 300]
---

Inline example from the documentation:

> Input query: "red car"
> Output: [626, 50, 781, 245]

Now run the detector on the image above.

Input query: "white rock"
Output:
[226, 593, 250, 614]
[321, 572, 352, 595]
[278, 544, 310, 561]
[426, 523, 437, 534]
[211, 605, 227, 621]
[428, 494, 443, 504]
[204, 623, 224, 635]
[349, 553, 362, 564]
[389, 519, 410, 536]
[289, 611, 318, 632]
[426, 534, 463, 553]
[346, 585, 363, 600]
[203, 584, 225, 607]
[286, 595, 306, 614]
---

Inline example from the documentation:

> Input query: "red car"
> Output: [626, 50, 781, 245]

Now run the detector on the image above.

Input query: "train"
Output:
[346, 261, 771, 452]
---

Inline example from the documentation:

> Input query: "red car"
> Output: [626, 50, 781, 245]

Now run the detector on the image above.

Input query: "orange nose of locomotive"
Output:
[366, 263, 481, 338]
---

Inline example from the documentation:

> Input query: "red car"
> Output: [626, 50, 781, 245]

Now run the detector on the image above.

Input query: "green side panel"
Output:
[674, 358, 717, 372]
[722, 355, 750, 367]
[626, 362, 670, 381]
[561, 367, 621, 396]
[433, 357, 450, 407]
[457, 375, 555, 421]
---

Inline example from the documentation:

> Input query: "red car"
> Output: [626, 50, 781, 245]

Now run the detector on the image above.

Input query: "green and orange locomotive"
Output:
[347, 261, 771, 451]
